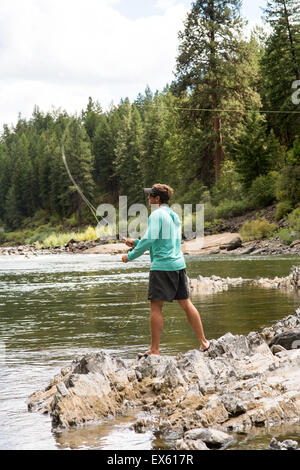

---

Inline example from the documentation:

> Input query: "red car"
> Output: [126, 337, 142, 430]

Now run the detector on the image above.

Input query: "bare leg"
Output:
[146, 300, 164, 355]
[177, 298, 210, 350]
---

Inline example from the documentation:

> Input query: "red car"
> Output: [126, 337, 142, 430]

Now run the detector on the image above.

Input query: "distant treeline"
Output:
[0, 0, 299, 231]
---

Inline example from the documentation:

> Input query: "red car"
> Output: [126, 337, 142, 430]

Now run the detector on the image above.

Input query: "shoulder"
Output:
[149, 208, 163, 221]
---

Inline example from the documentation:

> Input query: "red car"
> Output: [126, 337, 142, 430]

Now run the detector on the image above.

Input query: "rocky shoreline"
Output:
[27, 270, 300, 450]
[1, 234, 300, 257]
[189, 265, 300, 295]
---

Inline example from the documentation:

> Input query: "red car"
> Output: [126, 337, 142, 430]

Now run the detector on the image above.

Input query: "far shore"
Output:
[1, 232, 300, 257]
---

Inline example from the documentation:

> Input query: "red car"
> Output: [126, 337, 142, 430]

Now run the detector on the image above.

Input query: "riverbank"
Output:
[1, 232, 300, 257]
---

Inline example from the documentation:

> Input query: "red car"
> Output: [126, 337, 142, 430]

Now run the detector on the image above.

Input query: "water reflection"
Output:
[54, 412, 153, 450]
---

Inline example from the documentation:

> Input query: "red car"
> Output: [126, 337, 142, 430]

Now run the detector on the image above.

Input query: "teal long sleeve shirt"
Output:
[127, 204, 186, 271]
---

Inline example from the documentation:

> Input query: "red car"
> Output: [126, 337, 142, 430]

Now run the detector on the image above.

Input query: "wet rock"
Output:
[269, 329, 300, 351]
[253, 266, 300, 290]
[219, 236, 242, 251]
[175, 438, 209, 450]
[189, 275, 246, 295]
[56, 382, 70, 397]
[251, 248, 267, 255]
[132, 417, 153, 433]
[184, 427, 233, 449]
[221, 394, 247, 417]
[189, 265, 300, 296]
[238, 246, 256, 255]
[268, 437, 299, 450]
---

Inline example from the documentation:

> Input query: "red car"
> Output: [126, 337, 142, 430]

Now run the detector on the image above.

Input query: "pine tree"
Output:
[4, 185, 22, 229]
[48, 130, 68, 218]
[260, 0, 300, 145]
[114, 100, 144, 204]
[233, 111, 282, 188]
[10, 133, 35, 219]
[62, 119, 95, 225]
[82, 97, 103, 142]
[173, 0, 261, 183]
[93, 114, 118, 198]
[0, 143, 10, 224]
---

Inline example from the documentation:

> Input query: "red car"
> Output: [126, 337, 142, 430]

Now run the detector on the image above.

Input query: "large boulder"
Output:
[268, 328, 300, 351]
[219, 236, 242, 251]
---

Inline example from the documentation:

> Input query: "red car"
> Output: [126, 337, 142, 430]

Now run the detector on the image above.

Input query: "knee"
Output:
[178, 299, 191, 312]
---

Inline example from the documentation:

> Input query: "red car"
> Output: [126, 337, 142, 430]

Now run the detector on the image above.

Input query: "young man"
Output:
[122, 183, 210, 358]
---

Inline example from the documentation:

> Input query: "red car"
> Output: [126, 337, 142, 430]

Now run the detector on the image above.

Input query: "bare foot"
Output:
[201, 340, 210, 352]
[138, 349, 160, 359]
[145, 349, 160, 356]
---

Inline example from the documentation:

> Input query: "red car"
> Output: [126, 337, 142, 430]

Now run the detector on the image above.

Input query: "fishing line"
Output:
[61, 119, 101, 224]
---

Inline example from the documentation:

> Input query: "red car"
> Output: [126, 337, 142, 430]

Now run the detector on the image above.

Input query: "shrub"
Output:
[65, 213, 78, 228]
[247, 173, 277, 209]
[277, 228, 293, 245]
[4, 231, 28, 245]
[0, 228, 6, 244]
[176, 180, 208, 206]
[24, 229, 54, 244]
[203, 203, 216, 222]
[76, 226, 98, 241]
[286, 136, 300, 166]
[211, 160, 243, 206]
[42, 232, 77, 247]
[287, 207, 300, 231]
[240, 218, 277, 241]
[275, 165, 300, 205]
[275, 200, 293, 221]
[216, 199, 252, 218]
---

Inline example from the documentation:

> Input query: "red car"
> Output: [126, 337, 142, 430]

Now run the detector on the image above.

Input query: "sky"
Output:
[0, 0, 267, 131]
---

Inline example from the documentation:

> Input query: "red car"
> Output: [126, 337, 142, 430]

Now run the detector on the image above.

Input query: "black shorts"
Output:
[148, 268, 190, 302]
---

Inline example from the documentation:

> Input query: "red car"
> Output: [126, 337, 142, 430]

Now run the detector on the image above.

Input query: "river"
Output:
[1, 253, 300, 450]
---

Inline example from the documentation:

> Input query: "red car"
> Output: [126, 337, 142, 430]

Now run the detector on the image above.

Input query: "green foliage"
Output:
[233, 112, 282, 189]
[275, 165, 300, 205]
[3, 231, 30, 245]
[275, 200, 293, 221]
[65, 213, 78, 228]
[286, 137, 300, 166]
[0, 0, 298, 235]
[0, 227, 6, 243]
[287, 207, 300, 231]
[260, 0, 300, 146]
[211, 160, 243, 206]
[174, 0, 261, 182]
[24, 229, 55, 244]
[247, 173, 277, 208]
[276, 207, 300, 244]
[240, 218, 277, 241]
[41, 226, 99, 247]
[277, 228, 293, 245]
[203, 203, 217, 223]
[215, 199, 252, 219]
[175, 180, 208, 206]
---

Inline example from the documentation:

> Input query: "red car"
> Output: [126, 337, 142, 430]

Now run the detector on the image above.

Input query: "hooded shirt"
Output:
[127, 204, 186, 271]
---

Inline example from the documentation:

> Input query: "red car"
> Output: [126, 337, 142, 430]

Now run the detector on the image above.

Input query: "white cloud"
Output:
[155, 0, 182, 10]
[0, 0, 188, 130]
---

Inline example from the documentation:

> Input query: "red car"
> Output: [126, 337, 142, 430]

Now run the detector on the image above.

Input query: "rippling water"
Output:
[1, 253, 300, 450]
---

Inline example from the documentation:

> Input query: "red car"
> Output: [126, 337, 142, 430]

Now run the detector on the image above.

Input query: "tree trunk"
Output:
[209, 2, 224, 182]
[283, 0, 300, 80]
[212, 91, 224, 182]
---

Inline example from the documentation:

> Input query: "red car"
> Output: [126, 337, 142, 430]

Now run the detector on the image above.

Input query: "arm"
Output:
[127, 212, 161, 261]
